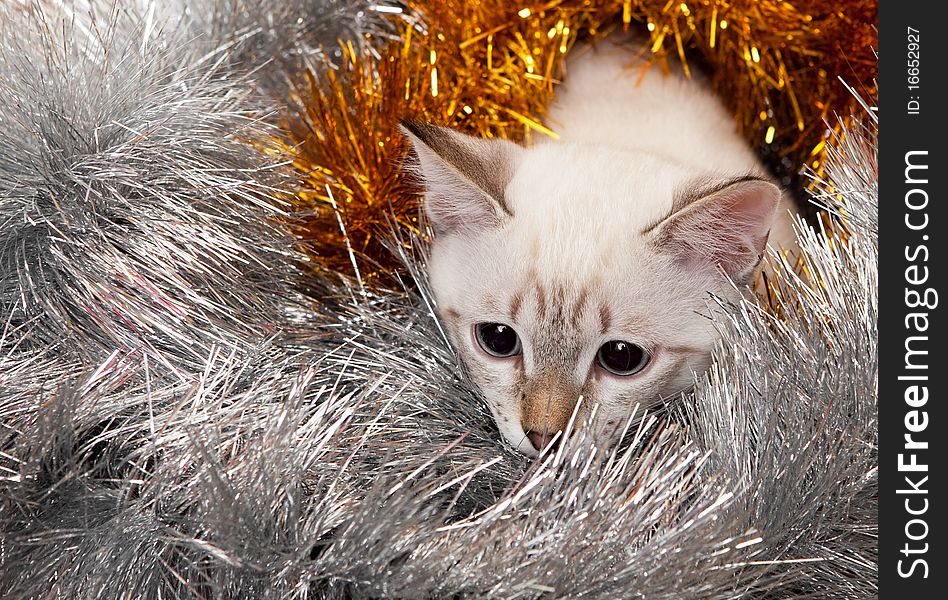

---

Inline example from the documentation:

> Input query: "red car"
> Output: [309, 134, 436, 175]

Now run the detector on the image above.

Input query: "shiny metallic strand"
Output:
[806, 85, 879, 239]
[0, 310, 756, 599]
[0, 2, 314, 371]
[682, 102, 878, 597]
[204, 0, 408, 89]
[2, 4, 876, 598]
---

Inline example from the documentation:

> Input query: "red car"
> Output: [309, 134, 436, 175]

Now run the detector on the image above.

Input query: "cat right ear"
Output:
[400, 121, 523, 235]
[647, 176, 781, 284]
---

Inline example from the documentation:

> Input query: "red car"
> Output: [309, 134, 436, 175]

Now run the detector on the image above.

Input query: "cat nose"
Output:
[525, 429, 560, 452]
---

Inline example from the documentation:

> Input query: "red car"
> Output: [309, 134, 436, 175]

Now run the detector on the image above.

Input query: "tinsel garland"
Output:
[277, 0, 876, 279]
[1, 1, 876, 598]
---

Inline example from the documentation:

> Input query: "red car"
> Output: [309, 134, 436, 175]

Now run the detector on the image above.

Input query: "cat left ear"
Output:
[400, 121, 523, 235]
[647, 177, 781, 284]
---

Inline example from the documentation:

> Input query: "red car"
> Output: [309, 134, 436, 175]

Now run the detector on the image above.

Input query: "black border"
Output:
[879, 3, 945, 596]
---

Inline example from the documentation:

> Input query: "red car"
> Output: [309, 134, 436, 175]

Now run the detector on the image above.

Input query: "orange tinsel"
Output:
[276, 0, 876, 282]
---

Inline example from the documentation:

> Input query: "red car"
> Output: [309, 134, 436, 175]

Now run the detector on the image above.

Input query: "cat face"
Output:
[403, 123, 779, 456]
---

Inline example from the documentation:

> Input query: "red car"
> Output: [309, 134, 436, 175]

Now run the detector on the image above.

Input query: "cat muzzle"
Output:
[520, 383, 581, 451]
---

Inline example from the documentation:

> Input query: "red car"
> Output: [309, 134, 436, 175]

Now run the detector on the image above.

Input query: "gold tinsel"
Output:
[277, 0, 876, 281]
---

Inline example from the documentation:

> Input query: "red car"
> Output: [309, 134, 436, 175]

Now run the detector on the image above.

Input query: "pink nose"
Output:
[525, 430, 560, 452]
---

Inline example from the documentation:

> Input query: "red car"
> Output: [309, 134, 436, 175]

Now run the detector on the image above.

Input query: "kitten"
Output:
[402, 35, 798, 456]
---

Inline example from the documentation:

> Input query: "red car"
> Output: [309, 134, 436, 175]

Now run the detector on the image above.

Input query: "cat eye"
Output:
[475, 323, 522, 357]
[597, 341, 649, 376]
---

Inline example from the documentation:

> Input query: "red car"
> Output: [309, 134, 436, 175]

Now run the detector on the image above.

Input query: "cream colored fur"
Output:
[405, 35, 798, 456]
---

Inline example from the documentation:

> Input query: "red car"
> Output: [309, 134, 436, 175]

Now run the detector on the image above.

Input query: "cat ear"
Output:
[400, 121, 523, 235]
[647, 177, 781, 284]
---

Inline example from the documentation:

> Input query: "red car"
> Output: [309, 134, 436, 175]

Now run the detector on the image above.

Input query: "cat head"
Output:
[402, 122, 780, 456]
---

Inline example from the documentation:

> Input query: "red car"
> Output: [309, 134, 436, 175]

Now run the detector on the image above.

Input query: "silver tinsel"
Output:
[1, 3, 877, 599]
[196, 0, 408, 89]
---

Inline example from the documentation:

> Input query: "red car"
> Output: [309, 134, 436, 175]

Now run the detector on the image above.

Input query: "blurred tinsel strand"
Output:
[275, 0, 876, 281]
